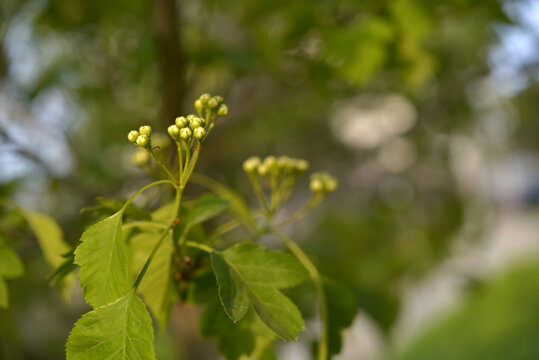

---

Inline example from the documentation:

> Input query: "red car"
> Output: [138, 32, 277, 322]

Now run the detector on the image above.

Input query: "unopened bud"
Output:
[207, 97, 219, 109]
[139, 125, 152, 136]
[136, 134, 150, 147]
[310, 178, 324, 194]
[130, 149, 150, 166]
[217, 104, 228, 116]
[194, 99, 204, 114]
[193, 127, 206, 140]
[168, 125, 180, 139]
[190, 117, 203, 130]
[127, 130, 139, 143]
[257, 164, 269, 176]
[214, 96, 224, 105]
[199, 93, 211, 105]
[324, 177, 338, 193]
[294, 159, 309, 172]
[180, 127, 192, 141]
[175, 116, 188, 128]
[186, 114, 196, 122]
[243, 156, 261, 174]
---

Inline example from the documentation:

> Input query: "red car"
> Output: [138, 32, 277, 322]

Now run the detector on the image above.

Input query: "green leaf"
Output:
[211, 242, 309, 340]
[129, 230, 174, 326]
[81, 197, 151, 221]
[75, 211, 129, 308]
[0, 243, 24, 279]
[323, 277, 357, 359]
[201, 301, 276, 360]
[182, 194, 228, 234]
[19, 209, 71, 269]
[0, 278, 7, 308]
[66, 291, 156, 360]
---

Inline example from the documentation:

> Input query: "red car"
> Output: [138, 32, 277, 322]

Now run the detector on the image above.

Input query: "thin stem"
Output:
[184, 240, 214, 253]
[121, 180, 176, 212]
[274, 232, 328, 360]
[133, 226, 173, 290]
[123, 221, 168, 231]
[248, 174, 271, 216]
[182, 142, 200, 184]
[274, 195, 323, 227]
[149, 148, 177, 182]
[177, 140, 183, 182]
[209, 218, 243, 239]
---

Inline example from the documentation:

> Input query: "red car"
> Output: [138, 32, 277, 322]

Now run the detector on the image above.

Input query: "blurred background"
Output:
[0, 0, 538, 359]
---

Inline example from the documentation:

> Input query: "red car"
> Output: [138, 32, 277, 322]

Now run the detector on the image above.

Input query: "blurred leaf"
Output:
[80, 197, 151, 221]
[182, 194, 228, 233]
[129, 230, 174, 327]
[75, 211, 129, 308]
[0, 278, 7, 308]
[66, 291, 156, 360]
[211, 242, 308, 339]
[0, 241, 24, 309]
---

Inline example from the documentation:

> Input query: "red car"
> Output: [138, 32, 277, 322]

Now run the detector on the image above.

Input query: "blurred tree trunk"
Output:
[152, 0, 186, 127]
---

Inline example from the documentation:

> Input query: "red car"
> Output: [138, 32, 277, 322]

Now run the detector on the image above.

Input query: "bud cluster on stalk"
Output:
[243, 155, 309, 180]
[127, 125, 153, 148]
[309, 172, 338, 195]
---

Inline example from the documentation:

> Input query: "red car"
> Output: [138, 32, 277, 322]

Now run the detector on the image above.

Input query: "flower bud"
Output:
[193, 127, 206, 140]
[310, 178, 324, 194]
[139, 125, 152, 136]
[190, 117, 203, 130]
[257, 164, 269, 176]
[277, 156, 293, 172]
[217, 104, 228, 116]
[243, 156, 261, 174]
[175, 116, 188, 128]
[130, 149, 150, 166]
[194, 99, 204, 113]
[199, 93, 211, 105]
[207, 97, 219, 109]
[180, 127, 192, 141]
[186, 114, 196, 122]
[324, 177, 338, 193]
[136, 134, 150, 147]
[127, 130, 139, 143]
[213, 95, 224, 105]
[263, 156, 277, 169]
[168, 125, 180, 139]
[294, 159, 309, 173]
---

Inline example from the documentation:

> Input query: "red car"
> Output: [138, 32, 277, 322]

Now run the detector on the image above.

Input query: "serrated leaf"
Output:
[66, 291, 156, 360]
[75, 211, 129, 308]
[0, 243, 24, 278]
[323, 277, 357, 359]
[182, 194, 228, 234]
[211, 242, 309, 340]
[129, 230, 174, 326]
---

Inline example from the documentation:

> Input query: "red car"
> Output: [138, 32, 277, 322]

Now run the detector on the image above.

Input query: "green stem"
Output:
[133, 226, 173, 290]
[177, 140, 184, 182]
[274, 232, 328, 360]
[121, 180, 176, 212]
[209, 218, 243, 240]
[184, 240, 214, 253]
[274, 195, 323, 227]
[149, 148, 177, 182]
[248, 174, 271, 216]
[182, 141, 201, 184]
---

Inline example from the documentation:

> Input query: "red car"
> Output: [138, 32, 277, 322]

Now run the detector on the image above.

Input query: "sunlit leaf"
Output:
[66, 291, 156, 360]
[75, 211, 129, 308]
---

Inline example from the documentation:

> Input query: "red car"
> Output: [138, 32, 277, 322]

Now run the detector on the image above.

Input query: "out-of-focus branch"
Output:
[152, 0, 186, 128]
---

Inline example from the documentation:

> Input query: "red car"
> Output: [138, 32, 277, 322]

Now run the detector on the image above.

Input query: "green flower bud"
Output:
[194, 99, 204, 113]
[257, 163, 269, 176]
[186, 114, 196, 122]
[127, 130, 139, 143]
[324, 176, 338, 193]
[190, 117, 203, 130]
[217, 104, 228, 116]
[193, 127, 206, 140]
[199, 93, 211, 105]
[310, 178, 324, 194]
[180, 127, 192, 141]
[175, 116, 188, 128]
[294, 159, 309, 172]
[130, 149, 150, 166]
[243, 156, 261, 174]
[139, 125, 152, 136]
[263, 156, 277, 169]
[136, 134, 150, 147]
[207, 97, 219, 109]
[277, 156, 293, 172]
[168, 125, 180, 139]
[214, 95, 224, 105]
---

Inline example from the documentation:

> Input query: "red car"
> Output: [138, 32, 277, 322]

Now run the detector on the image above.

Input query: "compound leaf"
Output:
[75, 211, 129, 308]
[66, 291, 156, 360]
[211, 242, 308, 340]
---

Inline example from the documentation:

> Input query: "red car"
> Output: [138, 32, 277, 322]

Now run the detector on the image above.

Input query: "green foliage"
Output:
[211, 242, 309, 340]
[0, 238, 24, 308]
[66, 291, 155, 360]
[180, 193, 229, 236]
[75, 211, 129, 308]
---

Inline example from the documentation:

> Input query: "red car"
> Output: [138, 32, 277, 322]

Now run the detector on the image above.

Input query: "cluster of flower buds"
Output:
[194, 93, 228, 117]
[309, 172, 338, 195]
[127, 125, 153, 148]
[243, 155, 309, 179]
[167, 115, 207, 142]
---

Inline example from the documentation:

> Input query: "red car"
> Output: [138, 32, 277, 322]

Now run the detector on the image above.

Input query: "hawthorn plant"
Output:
[1, 94, 356, 360]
